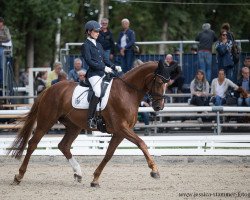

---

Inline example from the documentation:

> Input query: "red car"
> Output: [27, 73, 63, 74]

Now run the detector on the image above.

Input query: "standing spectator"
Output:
[210, 69, 238, 106]
[117, 18, 136, 73]
[19, 68, 29, 87]
[215, 30, 234, 80]
[0, 17, 11, 85]
[46, 61, 62, 87]
[51, 71, 68, 85]
[97, 18, 115, 62]
[195, 23, 217, 82]
[68, 58, 83, 82]
[237, 67, 250, 106]
[190, 70, 210, 106]
[221, 23, 235, 42]
[34, 71, 47, 95]
[163, 54, 184, 94]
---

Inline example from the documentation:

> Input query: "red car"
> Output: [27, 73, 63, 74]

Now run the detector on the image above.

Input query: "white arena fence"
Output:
[0, 134, 250, 156]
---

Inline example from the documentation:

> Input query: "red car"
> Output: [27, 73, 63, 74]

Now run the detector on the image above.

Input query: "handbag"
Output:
[225, 90, 237, 105]
[132, 44, 140, 54]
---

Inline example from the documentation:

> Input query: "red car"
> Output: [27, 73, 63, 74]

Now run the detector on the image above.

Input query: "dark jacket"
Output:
[117, 28, 135, 50]
[81, 39, 115, 78]
[195, 29, 217, 51]
[97, 29, 115, 54]
[215, 41, 234, 68]
[163, 60, 182, 81]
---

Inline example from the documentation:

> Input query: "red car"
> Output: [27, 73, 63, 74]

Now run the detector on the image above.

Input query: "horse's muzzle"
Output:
[153, 104, 163, 112]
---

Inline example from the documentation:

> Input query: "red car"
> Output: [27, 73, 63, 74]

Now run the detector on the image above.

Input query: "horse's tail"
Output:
[7, 90, 45, 159]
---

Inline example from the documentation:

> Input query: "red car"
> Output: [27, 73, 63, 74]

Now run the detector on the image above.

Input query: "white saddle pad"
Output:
[72, 79, 113, 110]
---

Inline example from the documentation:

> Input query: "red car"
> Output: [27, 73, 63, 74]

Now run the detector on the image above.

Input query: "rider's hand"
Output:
[115, 66, 122, 72]
[104, 66, 112, 73]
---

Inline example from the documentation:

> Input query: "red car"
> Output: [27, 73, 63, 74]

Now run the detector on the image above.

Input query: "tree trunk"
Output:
[159, 20, 168, 54]
[98, 0, 109, 22]
[26, 31, 34, 68]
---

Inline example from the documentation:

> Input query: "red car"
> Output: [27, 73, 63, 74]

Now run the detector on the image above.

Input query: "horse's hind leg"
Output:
[57, 122, 82, 182]
[91, 135, 124, 187]
[12, 128, 47, 185]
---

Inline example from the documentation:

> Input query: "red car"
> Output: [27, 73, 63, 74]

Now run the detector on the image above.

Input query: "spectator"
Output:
[237, 67, 250, 106]
[19, 68, 29, 87]
[34, 71, 47, 95]
[51, 71, 68, 85]
[0, 17, 11, 85]
[215, 30, 234, 80]
[190, 44, 198, 54]
[195, 23, 217, 82]
[163, 54, 184, 94]
[243, 56, 250, 69]
[46, 61, 62, 87]
[139, 94, 152, 135]
[68, 58, 83, 82]
[78, 69, 87, 86]
[210, 69, 238, 106]
[221, 23, 235, 42]
[81, 20, 121, 129]
[190, 70, 210, 106]
[133, 59, 143, 68]
[117, 18, 136, 73]
[97, 18, 115, 62]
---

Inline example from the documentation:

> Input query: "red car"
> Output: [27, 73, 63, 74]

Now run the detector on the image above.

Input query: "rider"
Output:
[82, 20, 122, 129]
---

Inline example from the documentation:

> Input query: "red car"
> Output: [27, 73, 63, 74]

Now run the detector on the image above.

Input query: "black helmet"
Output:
[84, 20, 101, 32]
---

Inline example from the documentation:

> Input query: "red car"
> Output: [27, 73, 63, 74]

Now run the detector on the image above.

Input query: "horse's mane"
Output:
[122, 61, 157, 80]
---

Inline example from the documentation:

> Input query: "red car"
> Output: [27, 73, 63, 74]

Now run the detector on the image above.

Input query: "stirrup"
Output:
[88, 118, 97, 129]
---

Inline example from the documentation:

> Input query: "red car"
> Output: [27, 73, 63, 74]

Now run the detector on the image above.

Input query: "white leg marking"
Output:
[69, 157, 82, 177]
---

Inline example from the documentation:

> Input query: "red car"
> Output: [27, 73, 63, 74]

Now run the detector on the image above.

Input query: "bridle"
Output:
[115, 71, 169, 103]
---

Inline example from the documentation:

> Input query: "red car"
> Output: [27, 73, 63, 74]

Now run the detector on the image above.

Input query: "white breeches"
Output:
[88, 75, 104, 98]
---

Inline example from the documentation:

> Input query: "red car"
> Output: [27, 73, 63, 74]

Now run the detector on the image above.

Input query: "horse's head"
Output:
[147, 60, 171, 111]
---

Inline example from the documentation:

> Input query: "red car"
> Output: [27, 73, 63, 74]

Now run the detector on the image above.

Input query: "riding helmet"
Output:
[84, 20, 101, 32]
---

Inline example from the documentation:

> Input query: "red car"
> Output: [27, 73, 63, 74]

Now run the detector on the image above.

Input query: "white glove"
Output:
[115, 66, 122, 72]
[104, 66, 112, 73]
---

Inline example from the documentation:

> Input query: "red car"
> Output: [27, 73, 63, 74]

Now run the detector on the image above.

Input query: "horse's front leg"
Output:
[91, 135, 124, 187]
[122, 128, 160, 179]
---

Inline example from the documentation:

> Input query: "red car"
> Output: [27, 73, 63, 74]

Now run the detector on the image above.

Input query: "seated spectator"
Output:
[68, 58, 83, 82]
[78, 69, 87, 86]
[34, 71, 47, 95]
[47, 61, 62, 87]
[51, 71, 68, 85]
[237, 67, 250, 106]
[163, 54, 184, 93]
[210, 69, 238, 106]
[190, 70, 210, 106]
[139, 94, 152, 135]
[133, 59, 143, 68]
[243, 56, 250, 69]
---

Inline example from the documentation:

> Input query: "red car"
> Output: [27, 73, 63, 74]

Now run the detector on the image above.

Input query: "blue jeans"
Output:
[121, 49, 134, 73]
[198, 51, 212, 82]
[213, 95, 226, 106]
[238, 97, 250, 106]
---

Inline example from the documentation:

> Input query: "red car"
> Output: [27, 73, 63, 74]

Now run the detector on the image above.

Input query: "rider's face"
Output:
[90, 30, 99, 39]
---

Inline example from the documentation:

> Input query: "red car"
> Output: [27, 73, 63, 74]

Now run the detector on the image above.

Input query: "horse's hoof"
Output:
[11, 175, 21, 185]
[90, 181, 100, 188]
[150, 171, 160, 179]
[74, 174, 82, 183]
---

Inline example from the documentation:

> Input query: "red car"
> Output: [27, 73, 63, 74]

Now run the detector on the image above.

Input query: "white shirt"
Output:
[87, 37, 96, 46]
[120, 34, 127, 48]
[215, 81, 225, 98]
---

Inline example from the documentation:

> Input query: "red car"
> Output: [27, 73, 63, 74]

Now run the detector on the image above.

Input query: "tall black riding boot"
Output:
[87, 95, 100, 129]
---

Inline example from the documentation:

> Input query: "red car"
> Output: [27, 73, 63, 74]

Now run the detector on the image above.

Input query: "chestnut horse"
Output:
[8, 61, 171, 187]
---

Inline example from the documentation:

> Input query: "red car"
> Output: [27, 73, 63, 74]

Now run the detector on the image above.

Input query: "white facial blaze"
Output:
[69, 157, 82, 177]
